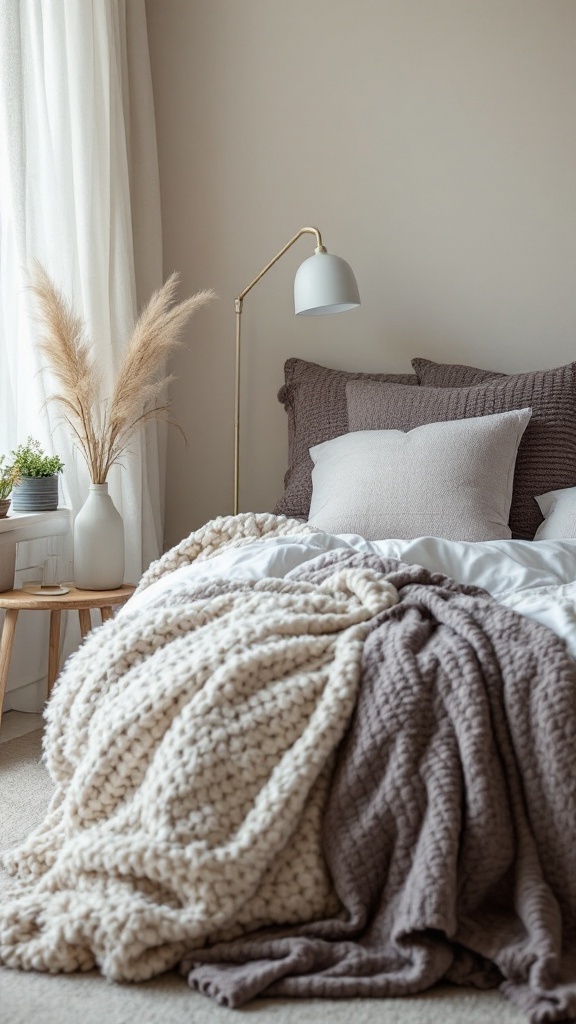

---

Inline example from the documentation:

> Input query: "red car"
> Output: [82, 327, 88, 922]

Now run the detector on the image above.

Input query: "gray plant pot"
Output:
[11, 475, 59, 512]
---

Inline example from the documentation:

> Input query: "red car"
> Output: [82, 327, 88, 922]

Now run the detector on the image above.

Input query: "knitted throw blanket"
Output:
[0, 514, 399, 980]
[184, 551, 576, 1024]
[2, 515, 576, 1024]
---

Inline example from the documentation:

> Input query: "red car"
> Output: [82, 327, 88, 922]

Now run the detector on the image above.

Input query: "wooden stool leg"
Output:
[0, 608, 19, 728]
[78, 608, 92, 639]
[47, 609, 61, 699]
[100, 606, 113, 624]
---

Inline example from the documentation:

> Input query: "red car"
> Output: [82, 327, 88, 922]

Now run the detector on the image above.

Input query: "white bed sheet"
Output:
[123, 531, 576, 658]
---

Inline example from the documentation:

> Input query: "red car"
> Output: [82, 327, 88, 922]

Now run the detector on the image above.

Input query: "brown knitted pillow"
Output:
[274, 357, 417, 519]
[412, 357, 506, 387]
[349, 359, 576, 539]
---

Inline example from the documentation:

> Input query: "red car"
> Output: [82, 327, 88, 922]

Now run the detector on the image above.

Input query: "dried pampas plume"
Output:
[29, 260, 215, 483]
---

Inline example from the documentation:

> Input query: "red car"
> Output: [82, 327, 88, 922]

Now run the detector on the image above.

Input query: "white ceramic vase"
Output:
[73, 482, 124, 590]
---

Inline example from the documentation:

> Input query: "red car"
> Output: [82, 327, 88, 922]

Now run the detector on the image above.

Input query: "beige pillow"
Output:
[534, 487, 576, 540]
[307, 409, 532, 541]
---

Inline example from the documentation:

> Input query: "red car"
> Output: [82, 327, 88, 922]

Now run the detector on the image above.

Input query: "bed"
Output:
[1, 355, 576, 1024]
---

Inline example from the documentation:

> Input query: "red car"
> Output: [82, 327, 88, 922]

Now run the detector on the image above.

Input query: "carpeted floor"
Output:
[0, 729, 526, 1024]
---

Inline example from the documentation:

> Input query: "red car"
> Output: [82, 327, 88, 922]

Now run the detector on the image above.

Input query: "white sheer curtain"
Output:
[0, 0, 164, 711]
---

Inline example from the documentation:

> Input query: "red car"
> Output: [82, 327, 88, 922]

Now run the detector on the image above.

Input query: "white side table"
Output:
[0, 509, 71, 592]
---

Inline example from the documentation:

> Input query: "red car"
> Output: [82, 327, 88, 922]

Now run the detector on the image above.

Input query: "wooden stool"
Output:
[0, 583, 135, 728]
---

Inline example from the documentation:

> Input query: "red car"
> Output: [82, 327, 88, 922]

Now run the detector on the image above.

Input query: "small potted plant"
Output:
[9, 437, 64, 512]
[0, 455, 16, 518]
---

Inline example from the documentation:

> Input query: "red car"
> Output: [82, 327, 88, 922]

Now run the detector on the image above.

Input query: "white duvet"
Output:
[123, 529, 576, 658]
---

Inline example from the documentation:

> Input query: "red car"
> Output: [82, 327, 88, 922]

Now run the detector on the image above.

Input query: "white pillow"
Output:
[307, 408, 532, 541]
[534, 487, 576, 540]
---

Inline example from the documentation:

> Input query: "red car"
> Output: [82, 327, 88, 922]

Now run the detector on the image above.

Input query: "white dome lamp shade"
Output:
[294, 250, 361, 316]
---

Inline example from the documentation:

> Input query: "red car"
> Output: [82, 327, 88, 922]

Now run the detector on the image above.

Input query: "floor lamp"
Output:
[234, 226, 360, 515]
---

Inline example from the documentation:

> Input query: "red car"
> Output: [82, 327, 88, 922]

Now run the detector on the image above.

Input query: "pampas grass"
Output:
[29, 261, 215, 483]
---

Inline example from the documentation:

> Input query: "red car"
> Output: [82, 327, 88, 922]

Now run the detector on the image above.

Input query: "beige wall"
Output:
[145, 0, 576, 550]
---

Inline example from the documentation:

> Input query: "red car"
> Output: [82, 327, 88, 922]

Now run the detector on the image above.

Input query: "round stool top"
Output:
[0, 583, 136, 611]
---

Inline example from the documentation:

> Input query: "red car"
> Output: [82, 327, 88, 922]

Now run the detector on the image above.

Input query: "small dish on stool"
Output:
[22, 582, 70, 596]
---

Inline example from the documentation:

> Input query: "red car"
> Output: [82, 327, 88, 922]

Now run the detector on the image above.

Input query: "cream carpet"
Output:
[0, 729, 526, 1024]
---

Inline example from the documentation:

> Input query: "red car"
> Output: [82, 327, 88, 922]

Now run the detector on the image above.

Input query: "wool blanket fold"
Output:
[0, 514, 397, 980]
[1, 513, 576, 1024]
[182, 548, 576, 1024]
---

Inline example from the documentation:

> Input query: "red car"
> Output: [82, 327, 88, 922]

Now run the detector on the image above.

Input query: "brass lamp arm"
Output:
[233, 226, 326, 515]
[235, 226, 326, 310]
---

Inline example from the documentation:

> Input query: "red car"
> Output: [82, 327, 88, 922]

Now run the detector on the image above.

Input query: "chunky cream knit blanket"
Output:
[0, 514, 398, 981]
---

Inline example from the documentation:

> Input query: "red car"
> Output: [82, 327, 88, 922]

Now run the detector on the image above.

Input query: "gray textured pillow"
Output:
[308, 409, 532, 541]
[350, 363, 576, 540]
[274, 357, 417, 519]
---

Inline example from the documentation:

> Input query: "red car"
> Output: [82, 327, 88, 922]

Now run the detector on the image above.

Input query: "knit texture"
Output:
[136, 511, 319, 592]
[0, 516, 398, 981]
[411, 357, 576, 540]
[185, 552, 576, 1023]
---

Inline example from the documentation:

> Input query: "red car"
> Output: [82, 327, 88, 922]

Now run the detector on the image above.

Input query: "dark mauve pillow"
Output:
[347, 370, 576, 540]
[274, 357, 417, 519]
[412, 357, 506, 386]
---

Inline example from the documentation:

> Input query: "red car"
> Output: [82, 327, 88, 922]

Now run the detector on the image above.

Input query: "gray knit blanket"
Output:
[1, 514, 575, 1024]
[184, 550, 576, 1024]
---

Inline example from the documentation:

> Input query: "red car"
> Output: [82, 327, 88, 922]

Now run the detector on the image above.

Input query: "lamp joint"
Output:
[235, 298, 243, 314]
